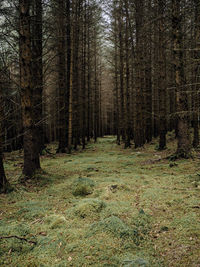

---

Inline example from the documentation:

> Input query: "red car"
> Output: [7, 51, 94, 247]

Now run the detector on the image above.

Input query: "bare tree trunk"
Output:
[19, 0, 40, 178]
[158, 0, 167, 150]
[32, 0, 44, 158]
[0, 72, 10, 193]
[114, 13, 120, 144]
[193, 0, 200, 148]
[118, 0, 125, 142]
[153, 3, 159, 138]
[145, 0, 153, 143]
[66, 0, 71, 149]
[172, 0, 191, 157]
[72, 0, 81, 150]
[57, 0, 67, 153]
[87, 1, 91, 141]
[124, 13, 131, 148]
[68, 5, 74, 154]
[94, 27, 99, 143]
[134, 0, 145, 148]
[81, 0, 87, 149]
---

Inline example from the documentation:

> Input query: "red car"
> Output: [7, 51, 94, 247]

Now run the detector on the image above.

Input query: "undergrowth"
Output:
[0, 136, 200, 266]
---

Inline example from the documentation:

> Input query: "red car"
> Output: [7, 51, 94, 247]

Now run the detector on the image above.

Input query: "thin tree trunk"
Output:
[158, 0, 167, 150]
[193, 0, 200, 148]
[32, 0, 44, 158]
[57, 0, 67, 153]
[66, 0, 71, 149]
[118, 0, 125, 142]
[114, 13, 120, 145]
[145, 0, 153, 143]
[134, 0, 144, 148]
[0, 71, 10, 193]
[172, 0, 191, 157]
[68, 5, 74, 154]
[124, 13, 131, 148]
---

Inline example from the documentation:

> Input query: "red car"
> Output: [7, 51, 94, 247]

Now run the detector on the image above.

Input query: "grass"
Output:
[0, 136, 200, 266]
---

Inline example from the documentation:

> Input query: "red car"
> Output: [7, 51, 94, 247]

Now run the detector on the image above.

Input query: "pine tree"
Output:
[19, 0, 40, 177]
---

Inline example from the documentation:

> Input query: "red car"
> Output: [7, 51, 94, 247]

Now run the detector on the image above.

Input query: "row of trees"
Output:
[109, 0, 200, 156]
[1, 0, 199, 192]
[0, 0, 106, 192]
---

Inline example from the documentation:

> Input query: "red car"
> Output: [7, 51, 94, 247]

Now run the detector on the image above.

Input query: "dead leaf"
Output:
[38, 232, 47, 236]
[68, 256, 72, 262]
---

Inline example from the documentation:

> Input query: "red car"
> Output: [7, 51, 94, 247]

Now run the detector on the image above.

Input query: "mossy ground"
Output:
[0, 135, 200, 266]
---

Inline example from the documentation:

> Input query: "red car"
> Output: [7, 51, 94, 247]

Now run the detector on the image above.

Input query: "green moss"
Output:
[72, 177, 95, 196]
[0, 136, 200, 267]
[70, 198, 105, 218]
[45, 214, 67, 229]
[16, 201, 49, 220]
[88, 216, 135, 240]
[123, 258, 149, 267]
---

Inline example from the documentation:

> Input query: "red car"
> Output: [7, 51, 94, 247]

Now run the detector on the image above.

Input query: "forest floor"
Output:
[0, 135, 200, 267]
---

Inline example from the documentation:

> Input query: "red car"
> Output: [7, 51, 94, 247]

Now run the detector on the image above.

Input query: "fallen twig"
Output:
[192, 206, 200, 209]
[0, 235, 37, 245]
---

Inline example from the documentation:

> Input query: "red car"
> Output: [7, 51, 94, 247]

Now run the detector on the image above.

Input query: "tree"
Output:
[158, 0, 167, 150]
[172, 0, 191, 157]
[56, 0, 67, 153]
[192, 0, 200, 148]
[32, 0, 44, 155]
[0, 67, 10, 193]
[134, 0, 145, 148]
[19, 0, 40, 177]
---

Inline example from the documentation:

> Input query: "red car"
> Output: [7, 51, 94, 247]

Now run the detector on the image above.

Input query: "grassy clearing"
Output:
[0, 136, 200, 266]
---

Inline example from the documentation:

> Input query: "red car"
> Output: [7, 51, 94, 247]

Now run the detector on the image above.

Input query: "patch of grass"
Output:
[88, 215, 134, 239]
[45, 214, 67, 229]
[69, 198, 106, 218]
[88, 211, 152, 246]
[122, 258, 149, 267]
[72, 177, 95, 196]
[0, 136, 200, 266]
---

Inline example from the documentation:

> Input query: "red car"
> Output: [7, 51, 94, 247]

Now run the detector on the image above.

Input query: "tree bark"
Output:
[192, 0, 200, 148]
[19, 0, 40, 178]
[57, 0, 67, 153]
[172, 0, 191, 157]
[158, 0, 167, 150]
[0, 71, 10, 193]
[134, 0, 145, 148]
[32, 0, 44, 159]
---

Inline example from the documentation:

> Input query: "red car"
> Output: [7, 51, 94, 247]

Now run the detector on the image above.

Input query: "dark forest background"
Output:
[0, 0, 200, 192]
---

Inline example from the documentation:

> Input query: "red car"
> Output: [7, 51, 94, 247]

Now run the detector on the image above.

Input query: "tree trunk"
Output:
[68, 9, 73, 154]
[73, 0, 81, 149]
[32, 0, 44, 158]
[193, 0, 200, 148]
[158, 0, 167, 150]
[118, 0, 125, 142]
[114, 13, 120, 145]
[134, 0, 145, 148]
[19, 0, 40, 178]
[172, 0, 191, 157]
[124, 12, 131, 148]
[57, 0, 67, 153]
[145, 0, 153, 143]
[0, 71, 10, 193]
[153, 3, 159, 138]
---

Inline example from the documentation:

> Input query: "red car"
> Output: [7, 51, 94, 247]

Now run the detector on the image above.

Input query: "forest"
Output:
[0, 0, 200, 266]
